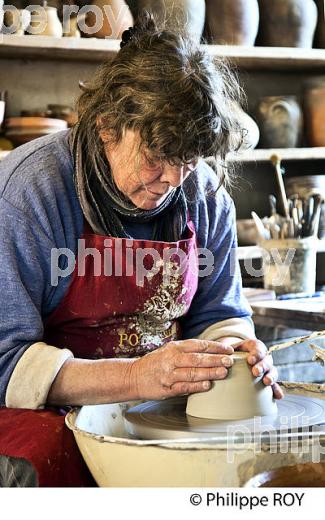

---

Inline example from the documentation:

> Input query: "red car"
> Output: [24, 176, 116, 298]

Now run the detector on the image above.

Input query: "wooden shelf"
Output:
[227, 147, 325, 163]
[1, 35, 325, 70]
[205, 44, 325, 71]
[0, 35, 121, 62]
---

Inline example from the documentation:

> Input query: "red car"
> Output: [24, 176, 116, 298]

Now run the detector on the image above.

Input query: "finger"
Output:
[175, 352, 234, 369]
[252, 355, 274, 377]
[237, 339, 268, 365]
[271, 382, 284, 400]
[169, 373, 228, 396]
[262, 366, 278, 385]
[172, 366, 229, 383]
[178, 339, 234, 355]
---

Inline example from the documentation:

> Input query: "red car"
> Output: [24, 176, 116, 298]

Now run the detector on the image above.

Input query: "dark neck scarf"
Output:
[69, 125, 188, 242]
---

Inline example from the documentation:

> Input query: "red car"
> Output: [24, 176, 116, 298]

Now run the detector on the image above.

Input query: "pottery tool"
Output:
[270, 154, 290, 219]
[269, 329, 325, 354]
[251, 211, 271, 240]
[269, 194, 277, 219]
[308, 194, 323, 237]
[124, 394, 325, 441]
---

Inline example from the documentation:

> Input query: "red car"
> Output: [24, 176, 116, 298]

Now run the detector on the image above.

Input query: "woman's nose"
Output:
[159, 164, 186, 188]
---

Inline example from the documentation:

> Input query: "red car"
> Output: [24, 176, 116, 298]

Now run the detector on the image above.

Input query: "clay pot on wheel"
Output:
[186, 352, 277, 421]
[304, 85, 325, 146]
[86, 0, 133, 39]
[134, 0, 206, 44]
[255, 96, 303, 148]
[205, 0, 260, 46]
[257, 0, 318, 48]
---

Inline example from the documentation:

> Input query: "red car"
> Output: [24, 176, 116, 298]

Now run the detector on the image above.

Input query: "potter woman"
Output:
[0, 14, 283, 487]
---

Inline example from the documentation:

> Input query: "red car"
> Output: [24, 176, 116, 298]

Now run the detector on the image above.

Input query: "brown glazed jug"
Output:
[304, 85, 325, 146]
[257, 0, 318, 48]
[86, 0, 133, 39]
[134, 0, 206, 44]
[255, 96, 304, 148]
[205, 0, 260, 45]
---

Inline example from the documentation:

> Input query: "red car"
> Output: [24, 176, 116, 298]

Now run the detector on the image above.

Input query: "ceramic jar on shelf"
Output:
[3, 8, 31, 35]
[257, 0, 318, 48]
[86, 0, 133, 39]
[231, 102, 260, 151]
[28, 2, 63, 37]
[205, 0, 260, 46]
[304, 84, 325, 147]
[255, 95, 304, 148]
[133, 0, 205, 44]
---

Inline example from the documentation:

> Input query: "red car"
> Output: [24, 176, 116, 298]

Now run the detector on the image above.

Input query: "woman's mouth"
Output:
[147, 189, 168, 198]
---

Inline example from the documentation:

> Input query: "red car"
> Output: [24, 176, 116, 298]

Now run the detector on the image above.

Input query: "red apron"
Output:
[0, 220, 199, 486]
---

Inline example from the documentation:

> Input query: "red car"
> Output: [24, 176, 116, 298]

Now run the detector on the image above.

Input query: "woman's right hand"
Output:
[129, 339, 234, 401]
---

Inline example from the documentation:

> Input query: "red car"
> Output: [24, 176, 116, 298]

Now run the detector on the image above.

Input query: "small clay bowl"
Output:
[186, 351, 278, 421]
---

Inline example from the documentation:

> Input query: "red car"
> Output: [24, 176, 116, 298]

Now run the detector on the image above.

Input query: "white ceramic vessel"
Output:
[66, 384, 325, 487]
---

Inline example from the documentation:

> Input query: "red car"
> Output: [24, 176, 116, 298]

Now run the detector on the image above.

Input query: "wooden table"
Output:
[252, 297, 325, 331]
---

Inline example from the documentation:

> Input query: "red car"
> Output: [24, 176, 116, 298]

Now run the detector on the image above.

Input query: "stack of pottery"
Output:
[255, 96, 303, 148]
[257, 0, 318, 48]
[304, 83, 325, 146]
[46, 104, 78, 127]
[205, 0, 260, 46]
[5, 117, 67, 147]
[132, 0, 205, 44]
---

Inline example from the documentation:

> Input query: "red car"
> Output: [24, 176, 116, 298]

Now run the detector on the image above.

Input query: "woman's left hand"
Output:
[235, 339, 284, 399]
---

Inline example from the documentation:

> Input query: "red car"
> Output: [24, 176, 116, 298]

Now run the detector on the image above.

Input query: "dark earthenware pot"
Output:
[133, 0, 206, 44]
[86, 0, 133, 39]
[304, 85, 325, 146]
[205, 0, 259, 45]
[257, 0, 318, 48]
[255, 96, 303, 148]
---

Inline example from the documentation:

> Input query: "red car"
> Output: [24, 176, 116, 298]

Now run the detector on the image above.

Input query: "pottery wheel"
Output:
[124, 395, 325, 441]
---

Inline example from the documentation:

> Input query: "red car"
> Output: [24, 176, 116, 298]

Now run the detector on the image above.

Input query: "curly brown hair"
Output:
[75, 11, 244, 186]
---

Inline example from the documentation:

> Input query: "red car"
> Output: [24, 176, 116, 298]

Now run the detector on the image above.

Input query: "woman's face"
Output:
[102, 129, 197, 210]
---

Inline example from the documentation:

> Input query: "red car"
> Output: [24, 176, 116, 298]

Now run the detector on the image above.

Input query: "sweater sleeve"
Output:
[181, 193, 255, 340]
[0, 197, 73, 408]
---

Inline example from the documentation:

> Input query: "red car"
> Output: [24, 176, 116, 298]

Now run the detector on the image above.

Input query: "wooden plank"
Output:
[0, 35, 120, 62]
[252, 299, 325, 331]
[205, 44, 325, 71]
[227, 147, 325, 163]
[1, 36, 325, 70]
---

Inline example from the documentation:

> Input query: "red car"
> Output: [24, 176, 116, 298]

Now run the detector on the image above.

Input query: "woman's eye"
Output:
[145, 156, 160, 168]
